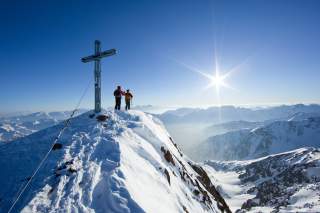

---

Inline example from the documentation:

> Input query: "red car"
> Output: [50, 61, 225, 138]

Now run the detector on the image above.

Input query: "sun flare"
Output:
[207, 70, 228, 91]
[173, 53, 246, 100]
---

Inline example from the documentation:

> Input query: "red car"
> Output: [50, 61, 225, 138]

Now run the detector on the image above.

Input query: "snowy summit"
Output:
[0, 110, 230, 213]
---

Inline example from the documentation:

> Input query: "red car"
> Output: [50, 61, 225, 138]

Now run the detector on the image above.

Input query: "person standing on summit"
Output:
[113, 85, 125, 110]
[124, 89, 133, 110]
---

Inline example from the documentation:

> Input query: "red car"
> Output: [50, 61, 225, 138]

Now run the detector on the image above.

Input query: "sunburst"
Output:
[176, 59, 234, 94]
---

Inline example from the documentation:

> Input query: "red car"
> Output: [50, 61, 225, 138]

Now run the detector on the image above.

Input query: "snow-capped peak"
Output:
[0, 110, 230, 213]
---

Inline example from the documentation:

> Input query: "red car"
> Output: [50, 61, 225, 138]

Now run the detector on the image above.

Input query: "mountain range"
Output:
[193, 116, 320, 161]
[0, 110, 87, 143]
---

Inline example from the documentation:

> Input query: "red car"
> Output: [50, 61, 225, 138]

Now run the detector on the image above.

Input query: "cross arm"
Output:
[81, 49, 117, 63]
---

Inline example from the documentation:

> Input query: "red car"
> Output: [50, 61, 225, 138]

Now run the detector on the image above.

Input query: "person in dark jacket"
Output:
[124, 89, 133, 110]
[113, 86, 125, 110]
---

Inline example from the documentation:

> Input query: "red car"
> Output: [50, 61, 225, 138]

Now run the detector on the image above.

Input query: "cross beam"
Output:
[81, 40, 116, 113]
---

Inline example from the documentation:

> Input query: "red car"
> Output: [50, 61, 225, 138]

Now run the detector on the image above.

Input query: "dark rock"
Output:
[193, 189, 200, 196]
[241, 199, 259, 210]
[68, 167, 77, 173]
[52, 143, 63, 150]
[164, 168, 171, 185]
[180, 170, 186, 182]
[169, 137, 183, 157]
[48, 187, 55, 195]
[172, 171, 177, 177]
[190, 162, 232, 213]
[56, 164, 67, 171]
[96, 114, 109, 122]
[65, 159, 74, 165]
[161, 146, 175, 166]
[182, 205, 189, 213]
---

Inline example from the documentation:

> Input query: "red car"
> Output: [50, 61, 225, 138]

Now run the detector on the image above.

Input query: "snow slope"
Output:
[194, 117, 320, 161]
[0, 110, 230, 213]
[204, 148, 320, 212]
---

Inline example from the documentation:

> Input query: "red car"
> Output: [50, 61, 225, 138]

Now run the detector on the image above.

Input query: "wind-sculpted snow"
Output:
[0, 110, 230, 213]
[204, 148, 320, 212]
[194, 117, 320, 161]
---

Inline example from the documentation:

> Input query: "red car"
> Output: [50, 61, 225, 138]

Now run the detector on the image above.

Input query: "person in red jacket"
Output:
[113, 86, 125, 110]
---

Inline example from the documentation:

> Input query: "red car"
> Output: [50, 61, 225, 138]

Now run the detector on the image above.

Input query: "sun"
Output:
[207, 70, 228, 91]
[173, 52, 246, 97]
[196, 66, 233, 93]
[173, 51, 248, 120]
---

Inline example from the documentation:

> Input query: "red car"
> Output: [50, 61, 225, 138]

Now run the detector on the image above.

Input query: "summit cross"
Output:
[81, 40, 116, 113]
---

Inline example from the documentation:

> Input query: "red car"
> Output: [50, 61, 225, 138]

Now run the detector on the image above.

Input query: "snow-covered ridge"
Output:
[194, 117, 320, 161]
[204, 147, 320, 212]
[0, 110, 230, 213]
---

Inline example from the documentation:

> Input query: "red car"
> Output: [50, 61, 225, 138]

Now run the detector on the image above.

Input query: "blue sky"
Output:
[0, 0, 319, 112]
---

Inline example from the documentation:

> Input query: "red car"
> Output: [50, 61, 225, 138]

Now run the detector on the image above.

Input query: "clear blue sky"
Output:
[0, 0, 319, 112]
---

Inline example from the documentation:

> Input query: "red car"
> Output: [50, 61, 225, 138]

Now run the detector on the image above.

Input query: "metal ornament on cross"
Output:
[81, 40, 116, 113]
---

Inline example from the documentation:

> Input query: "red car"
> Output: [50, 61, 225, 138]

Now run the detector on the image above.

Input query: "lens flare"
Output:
[175, 59, 235, 94]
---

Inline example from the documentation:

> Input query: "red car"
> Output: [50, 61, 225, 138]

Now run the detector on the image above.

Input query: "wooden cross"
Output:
[81, 40, 116, 113]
